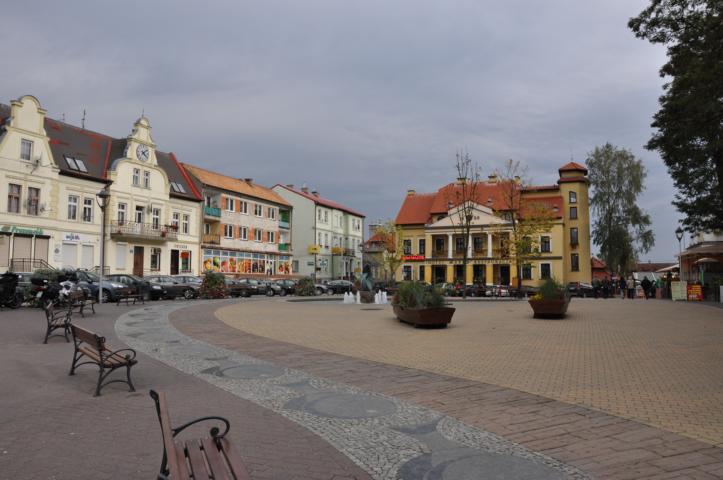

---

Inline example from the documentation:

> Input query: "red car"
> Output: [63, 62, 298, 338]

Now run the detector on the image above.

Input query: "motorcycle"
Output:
[0, 271, 22, 309]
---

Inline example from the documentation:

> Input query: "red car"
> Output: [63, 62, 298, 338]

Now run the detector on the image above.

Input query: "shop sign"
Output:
[331, 247, 344, 255]
[402, 255, 425, 261]
[0, 225, 44, 236]
[63, 232, 82, 242]
[687, 283, 704, 301]
[307, 261, 315, 266]
[174, 244, 189, 250]
[308, 245, 320, 254]
[671, 281, 687, 301]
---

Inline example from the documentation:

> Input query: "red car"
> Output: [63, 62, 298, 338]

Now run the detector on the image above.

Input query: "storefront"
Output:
[169, 243, 194, 275]
[202, 248, 293, 276]
[0, 225, 51, 271]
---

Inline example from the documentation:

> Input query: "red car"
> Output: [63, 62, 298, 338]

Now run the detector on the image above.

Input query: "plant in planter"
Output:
[392, 281, 455, 328]
[528, 278, 570, 319]
[199, 271, 227, 299]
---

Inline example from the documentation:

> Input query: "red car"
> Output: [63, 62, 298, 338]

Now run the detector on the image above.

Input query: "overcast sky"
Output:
[2, 0, 683, 261]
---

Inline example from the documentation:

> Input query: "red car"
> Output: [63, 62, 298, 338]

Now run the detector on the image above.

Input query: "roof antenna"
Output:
[569, 145, 574, 161]
[141, 108, 145, 118]
[81, 109, 86, 130]
[61, 113, 65, 122]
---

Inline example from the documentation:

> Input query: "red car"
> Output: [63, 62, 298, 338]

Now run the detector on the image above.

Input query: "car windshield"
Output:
[85, 272, 99, 282]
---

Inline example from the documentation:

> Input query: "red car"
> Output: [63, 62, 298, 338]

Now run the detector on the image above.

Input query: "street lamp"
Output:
[675, 226, 684, 281]
[96, 188, 111, 304]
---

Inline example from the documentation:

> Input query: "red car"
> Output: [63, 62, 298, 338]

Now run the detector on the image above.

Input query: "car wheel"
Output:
[183, 289, 194, 300]
[280, 289, 287, 297]
[143, 291, 151, 301]
[266, 289, 275, 297]
[315, 288, 323, 296]
[101, 290, 111, 303]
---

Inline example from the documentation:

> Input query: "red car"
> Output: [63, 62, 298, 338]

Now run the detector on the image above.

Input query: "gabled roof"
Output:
[184, 164, 290, 207]
[559, 161, 588, 174]
[395, 193, 436, 225]
[274, 184, 364, 217]
[591, 257, 607, 270]
[0, 103, 201, 201]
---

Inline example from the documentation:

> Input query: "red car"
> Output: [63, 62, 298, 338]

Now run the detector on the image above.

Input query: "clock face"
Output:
[136, 144, 150, 162]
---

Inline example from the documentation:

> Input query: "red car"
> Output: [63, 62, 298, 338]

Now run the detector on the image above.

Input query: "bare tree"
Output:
[445, 150, 482, 298]
[374, 220, 404, 284]
[494, 159, 555, 296]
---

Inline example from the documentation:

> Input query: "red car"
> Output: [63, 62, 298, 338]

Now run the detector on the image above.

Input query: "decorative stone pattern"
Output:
[116, 303, 589, 480]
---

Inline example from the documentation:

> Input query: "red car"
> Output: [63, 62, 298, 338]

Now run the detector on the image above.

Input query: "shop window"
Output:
[7, 184, 21, 213]
[540, 263, 551, 279]
[570, 227, 579, 246]
[150, 248, 161, 271]
[403, 239, 412, 255]
[20, 139, 33, 160]
[570, 206, 578, 220]
[571, 253, 580, 272]
[181, 251, 192, 272]
[402, 265, 412, 281]
[540, 236, 551, 253]
[522, 264, 532, 280]
[82, 197, 93, 222]
[569, 191, 577, 204]
[68, 195, 78, 220]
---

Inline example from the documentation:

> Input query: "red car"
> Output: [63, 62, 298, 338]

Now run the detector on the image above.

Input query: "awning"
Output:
[680, 242, 723, 257]
[655, 264, 679, 273]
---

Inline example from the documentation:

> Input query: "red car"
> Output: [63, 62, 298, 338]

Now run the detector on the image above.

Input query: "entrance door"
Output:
[170, 249, 179, 275]
[62, 243, 78, 269]
[433, 265, 446, 284]
[500, 265, 510, 285]
[34, 237, 49, 263]
[133, 246, 144, 277]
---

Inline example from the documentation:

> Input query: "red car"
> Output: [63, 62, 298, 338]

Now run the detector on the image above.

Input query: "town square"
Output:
[1, 1, 722, 479]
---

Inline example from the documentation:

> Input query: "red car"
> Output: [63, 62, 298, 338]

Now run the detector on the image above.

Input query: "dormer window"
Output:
[170, 182, 186, 194]
[64, 155, 88, 173]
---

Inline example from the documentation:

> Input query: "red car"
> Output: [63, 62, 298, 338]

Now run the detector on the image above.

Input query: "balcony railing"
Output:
[278, 243, 291, 252]
[204, 206, 221, 218]
[202, 234, 221, 245]
[278, 220, 290, 229]
[110, 221, 177, 242]
[344, 248, 356, 257]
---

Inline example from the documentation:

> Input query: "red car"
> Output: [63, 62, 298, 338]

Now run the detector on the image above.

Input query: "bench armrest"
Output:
[172, 416, 231, 440]
[104, 348, 137, 361]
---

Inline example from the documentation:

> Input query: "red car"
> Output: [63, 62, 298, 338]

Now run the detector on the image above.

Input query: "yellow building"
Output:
[393, 162, 591, 286]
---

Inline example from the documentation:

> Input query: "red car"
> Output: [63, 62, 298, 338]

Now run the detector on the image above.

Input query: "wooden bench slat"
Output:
[201, 437, 232, 480]
[219, 438, 252, 480]
[186, 439, 211, 480]
[173, 440, 191, 479]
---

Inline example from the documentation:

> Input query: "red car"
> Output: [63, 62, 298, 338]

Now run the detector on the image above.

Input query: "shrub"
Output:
[535, 278, 568, 300]
[393, 281, 445, 309]
[296, 277, 317, 296]
[200, 271, 227, 299]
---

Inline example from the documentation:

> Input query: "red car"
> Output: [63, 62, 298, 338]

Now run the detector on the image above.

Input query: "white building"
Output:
[272, 185, 364, 280]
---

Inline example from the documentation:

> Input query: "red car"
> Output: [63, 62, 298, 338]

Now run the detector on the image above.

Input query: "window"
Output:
[569, 191, 577, 204]
[569, 206, 578, 220]
[169, 182, 186, 193]
[435, 237, 445, 252]
[118, 203, 127, 223]
[225, 197, 235, 211]
[68, 195, 78, 220]
[473, 236, 483, 252]
[172, 212, 180, 230]
[82, 197, 93, 222]
[28, 187, 40, 215]
[268, 207, 276, 219]
[240, 226, 248, 240]
[571, 253, 580, 272]
[418, 239, 426, 255]
[522, 264, 532, 280]
[540, 236, 551, 253]
[324, 211, 328, 223]
[240, 201, 248, 214]
[20, 139, 33, 161]
[204, 223, 211, 235]
[521, 236, 532, 254]
[135, 206, 144, 223]
[224, 224, 234, 238]
[254, 204, 263, 216]
[205, 196, 213, 208]
[324, 233, 329, 248]
[317, 209, 322, 221]
[402, 265, 412, 281]
[181, 251, 192, 272]
[133, 168, 140, 186]
[318, 232, 323, 246]
[403, 239, 412, 255]
[150, 248, 161, 271]
[419, 265, 425, 281]
[152, 208, 161, 229]
[268, 231, 275, 243]
[254, 229, 263, 242]
[455, 237, 465, 252]
[64, 155, 87, 173]
[143, 171, 151, 189]
[570, 227, 579, 246]
[540, 263, 551, 279]
[182, 214, 189, 234]
[7, 184, 21, 213]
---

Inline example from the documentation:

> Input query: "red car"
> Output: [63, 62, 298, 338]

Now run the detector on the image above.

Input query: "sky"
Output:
[1, 0, 684, 261]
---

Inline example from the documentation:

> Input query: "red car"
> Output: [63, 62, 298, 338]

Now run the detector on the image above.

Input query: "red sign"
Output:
[687, 284, 703, 301]
[402, 255, 425, 261]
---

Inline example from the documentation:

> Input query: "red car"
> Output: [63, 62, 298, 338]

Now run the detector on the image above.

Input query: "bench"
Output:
[68, 290, 96, 317]
[43, 301, 72, 344]
[116, 293, 145, 306]
[69, 325, 137, 396]
[149, 390, 251, 480]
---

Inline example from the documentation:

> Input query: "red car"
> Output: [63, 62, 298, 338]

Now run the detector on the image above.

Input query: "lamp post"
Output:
[96, 188, 110, 304]
[675, 226, 684, 281]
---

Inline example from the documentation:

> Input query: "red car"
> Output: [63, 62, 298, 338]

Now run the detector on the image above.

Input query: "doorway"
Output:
[170, 249, 179, 275]
[433, 265, 446, 284]
[500, 265, 510, 285]
[133, 246, 144, 277]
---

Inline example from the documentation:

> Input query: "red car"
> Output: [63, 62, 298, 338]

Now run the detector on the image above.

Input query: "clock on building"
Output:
[136, 144, 150, 162]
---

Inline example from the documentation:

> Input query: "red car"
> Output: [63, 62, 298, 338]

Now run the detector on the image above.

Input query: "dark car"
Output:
[274, 279, 297, 296]
[485, 284, 511, 297]
[225, 278, 250, 297]
[236, 278, 265, 295]
[567, 282, 594, 298]
[171, 275, 203, 299]
[462, 284, 487, 297]
[435, 282, 462, 297]
[106, 274, 166, 300]
[509, 285, 540, 298]
[145, 275, 196, 299]
[70, 270, 131, 303]
[326, 280, 353, 294]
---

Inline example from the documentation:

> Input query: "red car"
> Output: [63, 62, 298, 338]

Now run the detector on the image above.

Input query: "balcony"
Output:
[344, 248, 356, 257]
[110, 221, 177, 242]
[204, 206, 221, 219]
[202, 234, 221, 245]
[278, 220, 290, 229]
[278, 243, 291, 252]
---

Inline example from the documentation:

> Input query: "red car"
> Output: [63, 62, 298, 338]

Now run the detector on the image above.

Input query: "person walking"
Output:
[619, 276, 627, 299]
[641, 276, 652, 299]
[627, 275, 636, 299]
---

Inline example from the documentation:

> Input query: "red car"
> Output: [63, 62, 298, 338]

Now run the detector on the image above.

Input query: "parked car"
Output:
[144, 275, 197, 299]
[509, 285, 540, 298]
[225, 278, 250, 297]
[435, 282, 462, 297]
[106, 274, 166, 300]
[171, 275, 203, 298]
[485, 284, 511, 297]
[236, 278, 265, 295]
[567, 282, 594, 298]
[70, 270, 131, 303]
[462, 284, 488, 297]
[14, 271, 34, 299]
[273, 279, 297, 296]
[326, 280, 353, 294]
[314, 283, 329, 296]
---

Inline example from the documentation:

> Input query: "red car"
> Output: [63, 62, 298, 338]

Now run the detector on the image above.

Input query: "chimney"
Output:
[242, 178, 253, 183]
[407, 189, 416, 196]
[311, 190, 320, 197]
[488, 174, 497, 184]
[456, 177, 466, 185]
[286, 184, 294, 189]
[301, 185, 309, 193]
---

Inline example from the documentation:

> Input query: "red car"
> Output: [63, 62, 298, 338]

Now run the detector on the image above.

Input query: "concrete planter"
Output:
[528, 297, 570, 319]
[392, 304, 455, 328]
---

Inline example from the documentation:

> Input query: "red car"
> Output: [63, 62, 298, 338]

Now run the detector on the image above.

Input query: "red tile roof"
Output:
[395, 193, 437, 225]
[559, 161, 588, 174]
[274, 185, 365, 217]
[591, 257, 607, 270]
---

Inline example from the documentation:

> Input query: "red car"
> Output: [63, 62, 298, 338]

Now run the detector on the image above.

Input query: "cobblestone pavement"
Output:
[0, 301, 371, 480]
[120, 302, 588, 480]
[215, 297, 723, 447]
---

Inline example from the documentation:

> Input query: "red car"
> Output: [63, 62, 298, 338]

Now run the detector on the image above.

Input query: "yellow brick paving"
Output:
[216, 298, 723, 446]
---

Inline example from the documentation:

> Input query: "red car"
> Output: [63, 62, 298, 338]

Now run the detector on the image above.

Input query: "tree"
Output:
[374, 220, 404, 283]
[586, 143, 655, 276]
[629, 1, 723, 232]
[494, 159, 555, 297]
[444, 150, 482, 298]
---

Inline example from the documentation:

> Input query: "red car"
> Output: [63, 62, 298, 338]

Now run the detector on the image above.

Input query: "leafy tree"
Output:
[199, 271, 227, 299]
[586, 143, 655, 276]
[494, 159, 555, 297]
[374, 220, 404, 283]
[444, 150, 482, 298]
[629, 1, 723, 232]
